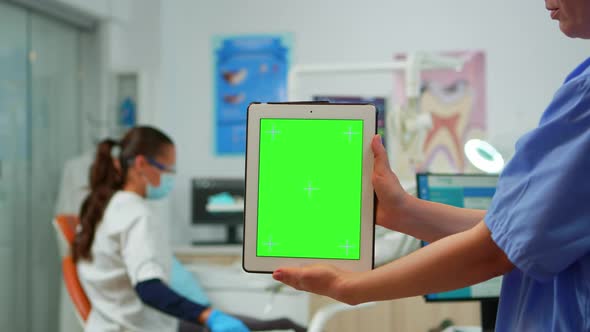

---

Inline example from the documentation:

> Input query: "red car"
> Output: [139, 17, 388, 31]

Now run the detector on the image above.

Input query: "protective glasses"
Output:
[146, 157, 176, 174]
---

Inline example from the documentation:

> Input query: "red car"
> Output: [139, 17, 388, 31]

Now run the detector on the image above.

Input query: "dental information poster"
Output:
[392, 50, 487, 176]
[213, 34, 292, 155]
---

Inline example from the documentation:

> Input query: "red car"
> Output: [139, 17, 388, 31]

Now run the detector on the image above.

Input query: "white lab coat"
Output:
[77, 191, 177, 332]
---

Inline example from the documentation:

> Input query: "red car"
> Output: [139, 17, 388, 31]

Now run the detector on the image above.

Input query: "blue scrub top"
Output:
[485, 57, 590, 331]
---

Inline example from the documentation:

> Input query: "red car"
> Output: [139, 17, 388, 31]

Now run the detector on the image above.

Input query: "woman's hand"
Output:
[372, 135, 486, 240]
[273, 222, 513, 305]
[270, 136, 409, 304]
[272, 264, 362, 305]
[371, 135, 412, 230]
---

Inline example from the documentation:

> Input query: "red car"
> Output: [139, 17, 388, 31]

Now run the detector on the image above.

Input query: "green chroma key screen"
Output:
[257, 118, 363, 260]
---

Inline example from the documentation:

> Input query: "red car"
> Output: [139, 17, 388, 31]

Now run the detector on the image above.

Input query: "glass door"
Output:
[0, 3, 30, 331]
[0, 3, 90, 331]
[29, 12, 83, 332]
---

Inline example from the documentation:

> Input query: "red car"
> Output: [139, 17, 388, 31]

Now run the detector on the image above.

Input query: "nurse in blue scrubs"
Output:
[273, 1, 590, 330]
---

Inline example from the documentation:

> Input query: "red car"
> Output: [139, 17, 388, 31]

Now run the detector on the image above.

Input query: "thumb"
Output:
[371, 135, 392, 175]
[273, 267, 302, 290]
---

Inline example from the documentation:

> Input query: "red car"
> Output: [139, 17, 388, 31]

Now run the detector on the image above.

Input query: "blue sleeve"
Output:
[135, 278, 209, 323]
[484, 75, 590, 282]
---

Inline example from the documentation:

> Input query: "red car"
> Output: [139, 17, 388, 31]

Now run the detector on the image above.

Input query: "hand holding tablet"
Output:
[243, 102, 376, 273]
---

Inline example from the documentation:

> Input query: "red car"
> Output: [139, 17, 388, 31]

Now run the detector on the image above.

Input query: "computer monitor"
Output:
[416, 173, 501, 332]
[191, 178, 245, 244]
[312, 96, 386, 146]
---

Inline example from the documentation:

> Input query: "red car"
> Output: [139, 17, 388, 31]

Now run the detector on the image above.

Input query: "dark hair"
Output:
[72, 126, 174, 262]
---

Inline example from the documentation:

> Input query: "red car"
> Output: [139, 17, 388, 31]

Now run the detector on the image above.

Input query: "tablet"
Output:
[243, 102, 376, 273]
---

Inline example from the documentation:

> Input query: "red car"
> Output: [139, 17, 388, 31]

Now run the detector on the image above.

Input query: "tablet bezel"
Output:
[243, 102, 376, 273]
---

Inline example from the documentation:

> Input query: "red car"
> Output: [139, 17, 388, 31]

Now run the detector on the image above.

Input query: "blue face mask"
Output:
[146, 173, 175, 200]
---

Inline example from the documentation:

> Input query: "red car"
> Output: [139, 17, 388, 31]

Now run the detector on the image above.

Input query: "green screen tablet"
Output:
[243, 103, 376, 273]
[257, 118, 363, 259]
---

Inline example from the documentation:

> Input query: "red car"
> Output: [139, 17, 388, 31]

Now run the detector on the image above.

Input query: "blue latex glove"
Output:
[206, 309, 250, 332]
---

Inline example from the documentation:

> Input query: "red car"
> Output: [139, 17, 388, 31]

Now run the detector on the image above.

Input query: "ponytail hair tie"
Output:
[111, 143, 121, 159]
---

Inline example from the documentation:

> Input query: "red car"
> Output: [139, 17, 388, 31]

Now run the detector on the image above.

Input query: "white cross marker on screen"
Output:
[263, 236, 278, 252]
[339, 240, 355, 256]
[265, 125, 281, 140]
[304, 181, 320, 198]
[343, 126, 360, 143]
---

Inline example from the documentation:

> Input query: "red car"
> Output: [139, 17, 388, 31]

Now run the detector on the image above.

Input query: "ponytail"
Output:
[73, 139, 122, 262]
[72, 126, 174, 262]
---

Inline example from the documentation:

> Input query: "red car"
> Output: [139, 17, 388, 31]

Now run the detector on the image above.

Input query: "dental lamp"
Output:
[464, 139, 505, 174]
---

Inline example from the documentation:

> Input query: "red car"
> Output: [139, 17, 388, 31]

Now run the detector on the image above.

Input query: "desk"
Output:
[175, 245, 242, 256]
[174, 246, 481, 332]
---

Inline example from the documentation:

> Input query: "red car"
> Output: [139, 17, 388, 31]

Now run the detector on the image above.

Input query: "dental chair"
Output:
[54, 214, 78, 258]
[53, 215, 90, 329]
[62, 255, 92, 325]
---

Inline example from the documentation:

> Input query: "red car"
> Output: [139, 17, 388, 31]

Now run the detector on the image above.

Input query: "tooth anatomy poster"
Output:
[214, 34, 292, 155]
[392, 51, 487, 178]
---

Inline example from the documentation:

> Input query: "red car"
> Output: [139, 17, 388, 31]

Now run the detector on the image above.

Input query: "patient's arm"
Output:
[170, 256, 211, 305]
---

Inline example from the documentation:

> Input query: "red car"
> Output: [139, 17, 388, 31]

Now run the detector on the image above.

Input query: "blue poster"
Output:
[214, 34, 291, 155]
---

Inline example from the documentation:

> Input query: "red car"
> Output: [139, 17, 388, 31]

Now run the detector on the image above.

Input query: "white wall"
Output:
[160, 0, 588, 244]
[98, 0, 162, 127]
[55, 0, 161, 130]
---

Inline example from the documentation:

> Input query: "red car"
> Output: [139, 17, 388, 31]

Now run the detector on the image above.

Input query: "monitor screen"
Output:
[312, 96, 386, 145]
[256, 118, 364, 260]
[192, 178, 245, 226]
[417, 173, 502, 301]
